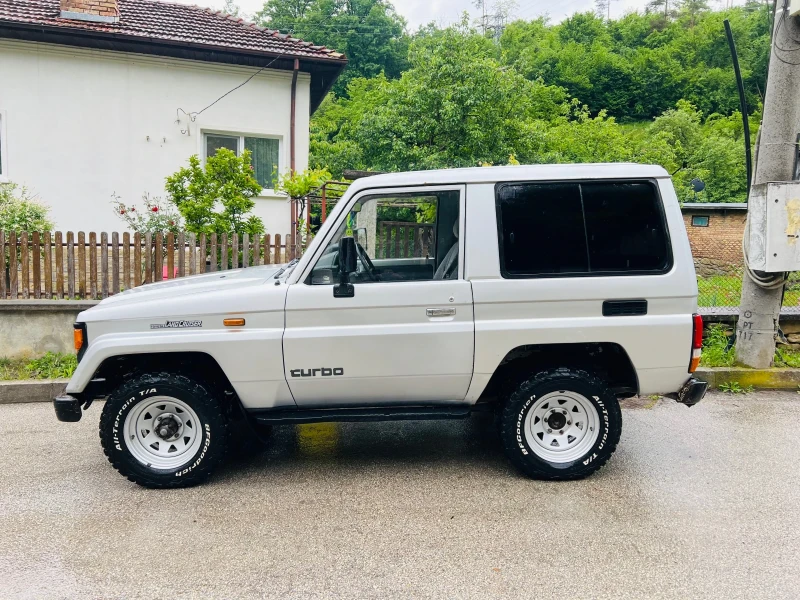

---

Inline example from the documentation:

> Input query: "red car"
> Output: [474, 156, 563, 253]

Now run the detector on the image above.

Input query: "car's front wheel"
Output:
[499, 368, 622, 480]
[99, 372, 228, 488]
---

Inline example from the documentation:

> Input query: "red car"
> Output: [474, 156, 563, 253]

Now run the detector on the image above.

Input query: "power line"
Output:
[176, 16, 374, 122]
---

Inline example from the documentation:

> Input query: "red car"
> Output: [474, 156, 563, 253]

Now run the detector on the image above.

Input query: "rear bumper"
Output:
[54, 394, 83, 422]
[667, 378, 708, 407]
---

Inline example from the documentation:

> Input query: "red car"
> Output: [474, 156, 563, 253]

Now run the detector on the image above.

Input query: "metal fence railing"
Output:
[697, 271, 800, 308]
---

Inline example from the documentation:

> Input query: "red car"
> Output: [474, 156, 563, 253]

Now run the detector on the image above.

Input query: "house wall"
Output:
[0, 39, 310, 234]
[681, 207, 746, 276]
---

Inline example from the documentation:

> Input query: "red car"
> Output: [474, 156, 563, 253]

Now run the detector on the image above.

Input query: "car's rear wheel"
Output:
[500, 368, 621, 480]
[99, 372, 228, 488]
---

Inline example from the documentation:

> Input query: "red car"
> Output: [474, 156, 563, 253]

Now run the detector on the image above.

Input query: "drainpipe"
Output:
[290, 58, 299, 256]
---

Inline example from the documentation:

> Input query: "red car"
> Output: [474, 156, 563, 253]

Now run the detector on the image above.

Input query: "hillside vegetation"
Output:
[259, 0, 771, 203]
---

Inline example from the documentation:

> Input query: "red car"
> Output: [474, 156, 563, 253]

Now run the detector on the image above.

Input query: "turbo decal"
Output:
[290, 367, 344, 378]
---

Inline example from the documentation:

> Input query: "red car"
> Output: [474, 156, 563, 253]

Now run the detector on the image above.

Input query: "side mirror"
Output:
[334, 236, 357, 298]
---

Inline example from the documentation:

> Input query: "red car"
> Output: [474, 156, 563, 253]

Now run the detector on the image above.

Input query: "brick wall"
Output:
[681, 206, 746, 276]
[60, 0, 118, 19]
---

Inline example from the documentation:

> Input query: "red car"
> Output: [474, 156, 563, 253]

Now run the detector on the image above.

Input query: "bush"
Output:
[0, 183, 54, 232]
[165, 148, 264, 235]
[111, 192, 183, 235]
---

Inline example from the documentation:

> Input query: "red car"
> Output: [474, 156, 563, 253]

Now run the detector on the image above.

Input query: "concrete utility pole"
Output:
[735, 2, 800, 367]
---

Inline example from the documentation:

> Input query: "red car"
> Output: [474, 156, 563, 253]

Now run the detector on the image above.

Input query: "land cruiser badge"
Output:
[150, 320, 203, 330]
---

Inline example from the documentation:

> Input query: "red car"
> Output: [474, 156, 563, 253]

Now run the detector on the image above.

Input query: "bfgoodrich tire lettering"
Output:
[500, 368, 622, 480]
[99, 372, 228, 489]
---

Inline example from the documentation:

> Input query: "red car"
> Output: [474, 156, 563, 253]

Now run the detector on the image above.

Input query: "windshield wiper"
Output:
[273, 258, 299, 279]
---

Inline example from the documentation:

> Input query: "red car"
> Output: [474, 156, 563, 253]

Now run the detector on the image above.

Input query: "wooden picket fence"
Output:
[375, 222, 434, 259]
[0, 231, 299, 300]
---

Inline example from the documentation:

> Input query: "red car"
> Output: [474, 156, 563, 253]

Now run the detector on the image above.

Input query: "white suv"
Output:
[54, 164, 706, 488]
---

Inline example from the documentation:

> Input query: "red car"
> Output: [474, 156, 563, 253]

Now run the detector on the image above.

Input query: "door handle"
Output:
[427, 308, 456, 318]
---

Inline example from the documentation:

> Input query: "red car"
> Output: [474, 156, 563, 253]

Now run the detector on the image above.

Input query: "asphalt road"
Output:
[1, 392, 799, 600]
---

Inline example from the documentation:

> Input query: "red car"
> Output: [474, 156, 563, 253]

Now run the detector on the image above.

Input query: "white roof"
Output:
[348, 163, 669, 195]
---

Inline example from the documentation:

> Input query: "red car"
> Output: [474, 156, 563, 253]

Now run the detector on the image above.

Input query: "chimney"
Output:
[60, 0, 119, 23]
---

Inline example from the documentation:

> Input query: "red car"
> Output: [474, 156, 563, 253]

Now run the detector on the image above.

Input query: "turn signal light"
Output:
[73, 328, 84, 352]
[223, 318, 246, 327]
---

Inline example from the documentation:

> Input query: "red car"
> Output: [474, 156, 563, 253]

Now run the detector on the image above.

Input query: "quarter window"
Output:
[204, 133, 279, 189]
[496, 180, 671, 278]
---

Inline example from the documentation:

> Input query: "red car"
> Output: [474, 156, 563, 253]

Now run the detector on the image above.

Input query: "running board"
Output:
[248, 405, 475, 425]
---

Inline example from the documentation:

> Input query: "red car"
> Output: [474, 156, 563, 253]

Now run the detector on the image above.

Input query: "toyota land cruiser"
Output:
[54, 164, 706, 488]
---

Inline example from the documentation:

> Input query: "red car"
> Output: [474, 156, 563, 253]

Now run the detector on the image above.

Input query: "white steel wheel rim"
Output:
[123, 396, 203, 470]
[524, 390, 600, 464]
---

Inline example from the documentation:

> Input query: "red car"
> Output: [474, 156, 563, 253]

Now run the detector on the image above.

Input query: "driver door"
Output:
[283, 185, 474, 406]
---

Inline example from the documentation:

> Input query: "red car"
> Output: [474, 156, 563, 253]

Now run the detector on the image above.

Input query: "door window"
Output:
[308, 190, 461, 285]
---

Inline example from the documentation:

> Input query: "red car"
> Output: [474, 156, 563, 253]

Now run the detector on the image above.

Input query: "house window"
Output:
[691, 215, 710, 227]
[204, 133, 280, 190]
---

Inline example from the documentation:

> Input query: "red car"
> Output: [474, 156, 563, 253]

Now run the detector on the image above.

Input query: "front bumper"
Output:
[668, 378, 708, 407]
[54, 394, 83, 422]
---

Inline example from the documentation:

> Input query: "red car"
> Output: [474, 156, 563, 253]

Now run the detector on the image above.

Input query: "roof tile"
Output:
[0, 0, 345, 61]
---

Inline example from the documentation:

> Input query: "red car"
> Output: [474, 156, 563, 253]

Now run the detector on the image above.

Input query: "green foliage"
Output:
[719, 381, 754, 394]
[312, 22, 571, 174]
[256, 0, 409, 95]
[276, 167, 332, 244]
[165, 148, 264, 235]
[499, 4, 770, 121]
[304, 3, 764, 204]
[276, 167, 332, 199]
[649, 100, 752, 203]
[0, 352, 78, 381]
[111, 192, 183, 235]
[701, 324, 735, 367]
[0, 183, 54, 232]
[775, 348, 800, 368]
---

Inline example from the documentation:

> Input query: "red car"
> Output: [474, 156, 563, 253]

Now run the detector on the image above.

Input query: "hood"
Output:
[79, 264, 286, 322]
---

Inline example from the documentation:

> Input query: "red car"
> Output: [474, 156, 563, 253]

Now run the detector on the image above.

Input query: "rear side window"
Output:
[496, 180, 671, 278]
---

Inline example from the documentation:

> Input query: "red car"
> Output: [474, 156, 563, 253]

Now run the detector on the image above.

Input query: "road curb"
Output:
[695, 367, 800, 390]
[0, 379, 68, 405]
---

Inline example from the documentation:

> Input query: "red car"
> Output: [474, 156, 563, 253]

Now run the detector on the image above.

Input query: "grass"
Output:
[719, 381, 754, 394]
[701, 324, 736, 367]
[697, 274, 800, 308]
[697, 276, 742, 307]
[0, 352, 78, 381]
[701, 323, 800, 368]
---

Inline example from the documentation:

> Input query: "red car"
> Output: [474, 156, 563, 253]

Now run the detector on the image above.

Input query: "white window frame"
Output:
[0, 110, 8, 183]
[201, 130, 282, 195]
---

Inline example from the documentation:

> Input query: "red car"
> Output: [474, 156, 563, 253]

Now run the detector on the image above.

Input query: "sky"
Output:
[177, 0, 746, 30]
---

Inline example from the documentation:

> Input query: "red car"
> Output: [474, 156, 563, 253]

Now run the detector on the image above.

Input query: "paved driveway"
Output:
[1, 392, 798, 599]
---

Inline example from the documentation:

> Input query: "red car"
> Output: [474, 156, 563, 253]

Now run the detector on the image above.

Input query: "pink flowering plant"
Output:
[111, 192, 183, 234]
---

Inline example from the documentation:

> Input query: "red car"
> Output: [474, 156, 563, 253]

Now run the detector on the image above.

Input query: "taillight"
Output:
[689, 313, 703, 372]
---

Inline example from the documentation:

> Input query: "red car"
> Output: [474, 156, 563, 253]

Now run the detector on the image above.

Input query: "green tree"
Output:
[312, 22, 570, 173]
[165, 148, 265, 235]
[256, 0, 409, 95]
[0, 183, 53, 232]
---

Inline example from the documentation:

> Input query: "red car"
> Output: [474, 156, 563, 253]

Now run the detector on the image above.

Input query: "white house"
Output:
[0, 0, 346, 233]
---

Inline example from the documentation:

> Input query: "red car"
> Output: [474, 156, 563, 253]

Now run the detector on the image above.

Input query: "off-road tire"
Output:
[99, 372, 228, 489]
[500, 368, 622, 481]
